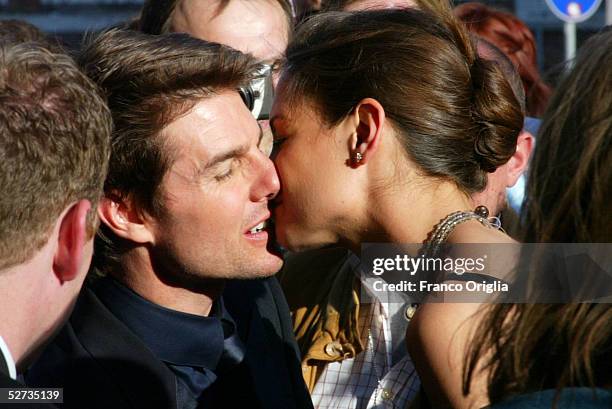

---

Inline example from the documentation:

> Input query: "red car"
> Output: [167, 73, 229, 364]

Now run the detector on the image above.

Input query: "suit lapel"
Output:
[72, 288, 178, 409]
[225, 280, 297, 409]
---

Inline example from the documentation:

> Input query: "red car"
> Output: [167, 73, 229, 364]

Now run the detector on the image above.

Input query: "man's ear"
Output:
[98, 193, 156, 245]
[347, 98, 385, 166]
[53, 199, 92, 283]
[505, 130, 534, 187]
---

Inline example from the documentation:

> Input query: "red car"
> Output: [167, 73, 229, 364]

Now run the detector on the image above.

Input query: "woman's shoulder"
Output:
[451, 219, 518, 245]
[406, 300, 489, 408]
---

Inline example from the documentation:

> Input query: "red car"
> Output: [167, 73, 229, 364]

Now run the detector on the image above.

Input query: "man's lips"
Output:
[244, 213, 271, 234]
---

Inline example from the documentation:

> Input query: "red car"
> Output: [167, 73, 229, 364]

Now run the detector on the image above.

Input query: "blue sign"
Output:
[545, 0, 603, 23]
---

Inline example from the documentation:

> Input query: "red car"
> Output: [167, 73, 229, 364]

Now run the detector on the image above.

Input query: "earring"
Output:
[354, 152, 363, 163]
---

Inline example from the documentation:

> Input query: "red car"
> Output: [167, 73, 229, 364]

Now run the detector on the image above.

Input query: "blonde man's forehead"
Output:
[171, 0, 289, 62]
[343, 0, 418, 11]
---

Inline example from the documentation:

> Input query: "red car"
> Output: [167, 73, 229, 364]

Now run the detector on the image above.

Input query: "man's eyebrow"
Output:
[205, 144, 249, 169]
[204, 126, 261, 169]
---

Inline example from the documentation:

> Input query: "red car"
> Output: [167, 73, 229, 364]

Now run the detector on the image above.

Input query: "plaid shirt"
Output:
[310, 292, 420, 409]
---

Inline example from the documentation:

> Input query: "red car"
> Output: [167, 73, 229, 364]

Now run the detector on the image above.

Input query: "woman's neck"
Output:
[346, 180, 478, 253]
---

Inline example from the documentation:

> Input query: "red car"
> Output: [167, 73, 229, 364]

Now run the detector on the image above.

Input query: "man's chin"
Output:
[230, 253, 284, 280]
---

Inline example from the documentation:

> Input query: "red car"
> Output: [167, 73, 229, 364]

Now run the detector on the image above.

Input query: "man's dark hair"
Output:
[139, 0, 293, 37]
[78, 29, 260, 269]
[0, 42, 111, 269]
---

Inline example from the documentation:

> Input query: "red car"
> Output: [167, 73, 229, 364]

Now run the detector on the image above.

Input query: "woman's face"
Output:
[270, 85, 358, 251]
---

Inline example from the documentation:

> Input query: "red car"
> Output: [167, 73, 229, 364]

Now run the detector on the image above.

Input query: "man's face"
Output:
[171, 0, 289, 63]
[148, 91, 282, 282]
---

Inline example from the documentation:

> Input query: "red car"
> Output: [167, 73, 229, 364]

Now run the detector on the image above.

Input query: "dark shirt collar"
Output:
[93, 276, 236, 371]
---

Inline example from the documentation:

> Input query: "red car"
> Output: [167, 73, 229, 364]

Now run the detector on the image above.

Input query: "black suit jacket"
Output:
[0, 349, 58, 409]
[26, 277, 313, 409]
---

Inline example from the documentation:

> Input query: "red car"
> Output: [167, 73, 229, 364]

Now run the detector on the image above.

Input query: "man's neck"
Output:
[0, 259, 50, 373]
[112, 252, 224, 317]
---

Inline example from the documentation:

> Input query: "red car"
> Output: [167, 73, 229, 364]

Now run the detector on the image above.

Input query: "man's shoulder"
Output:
[22, 290, 98, 389]
[26, 285, 176, 409]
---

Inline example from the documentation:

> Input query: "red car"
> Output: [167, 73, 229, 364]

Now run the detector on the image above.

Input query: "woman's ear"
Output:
[98, 193, 156, 245]
[348, 98, 385, 166]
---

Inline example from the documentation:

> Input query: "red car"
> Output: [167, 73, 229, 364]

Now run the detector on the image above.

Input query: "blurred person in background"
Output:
[471, 38, 534, 236]
[455, 3, 549, 214]
[0, 41, 111, 406]
[464, 27, 612, 409]
[294, 0, 320, 21]
[302, 0, 454, 28]
[454, 2, 552, 118]
[324, 0, 454, 19]
[0, 19, 50, 44]
[139, 0, 292, 64]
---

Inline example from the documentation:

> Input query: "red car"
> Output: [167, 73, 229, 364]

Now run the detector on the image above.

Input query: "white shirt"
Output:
[310, 257, 421, 409]
[0, 335, 17, 380]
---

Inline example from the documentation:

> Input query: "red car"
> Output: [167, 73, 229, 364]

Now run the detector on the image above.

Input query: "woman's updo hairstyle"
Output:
[280, 9, 524, 193]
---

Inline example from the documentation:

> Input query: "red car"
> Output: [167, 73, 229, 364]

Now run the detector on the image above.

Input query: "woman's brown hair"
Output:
[464, 28, 612, 404]
[280, 9, 523, 194]
[454, 2, 552, 118]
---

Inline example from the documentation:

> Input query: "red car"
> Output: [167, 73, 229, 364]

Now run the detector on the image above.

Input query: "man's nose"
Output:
[257, 119, 274, 157]
[251, 152, 280, 201]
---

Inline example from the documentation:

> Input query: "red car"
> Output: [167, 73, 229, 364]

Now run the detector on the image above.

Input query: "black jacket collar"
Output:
[28, 278, 313, 409]
[70, 287, 178, 409]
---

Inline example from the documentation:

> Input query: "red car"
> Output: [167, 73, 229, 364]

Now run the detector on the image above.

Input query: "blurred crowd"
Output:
[0, 1, 610, 409]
